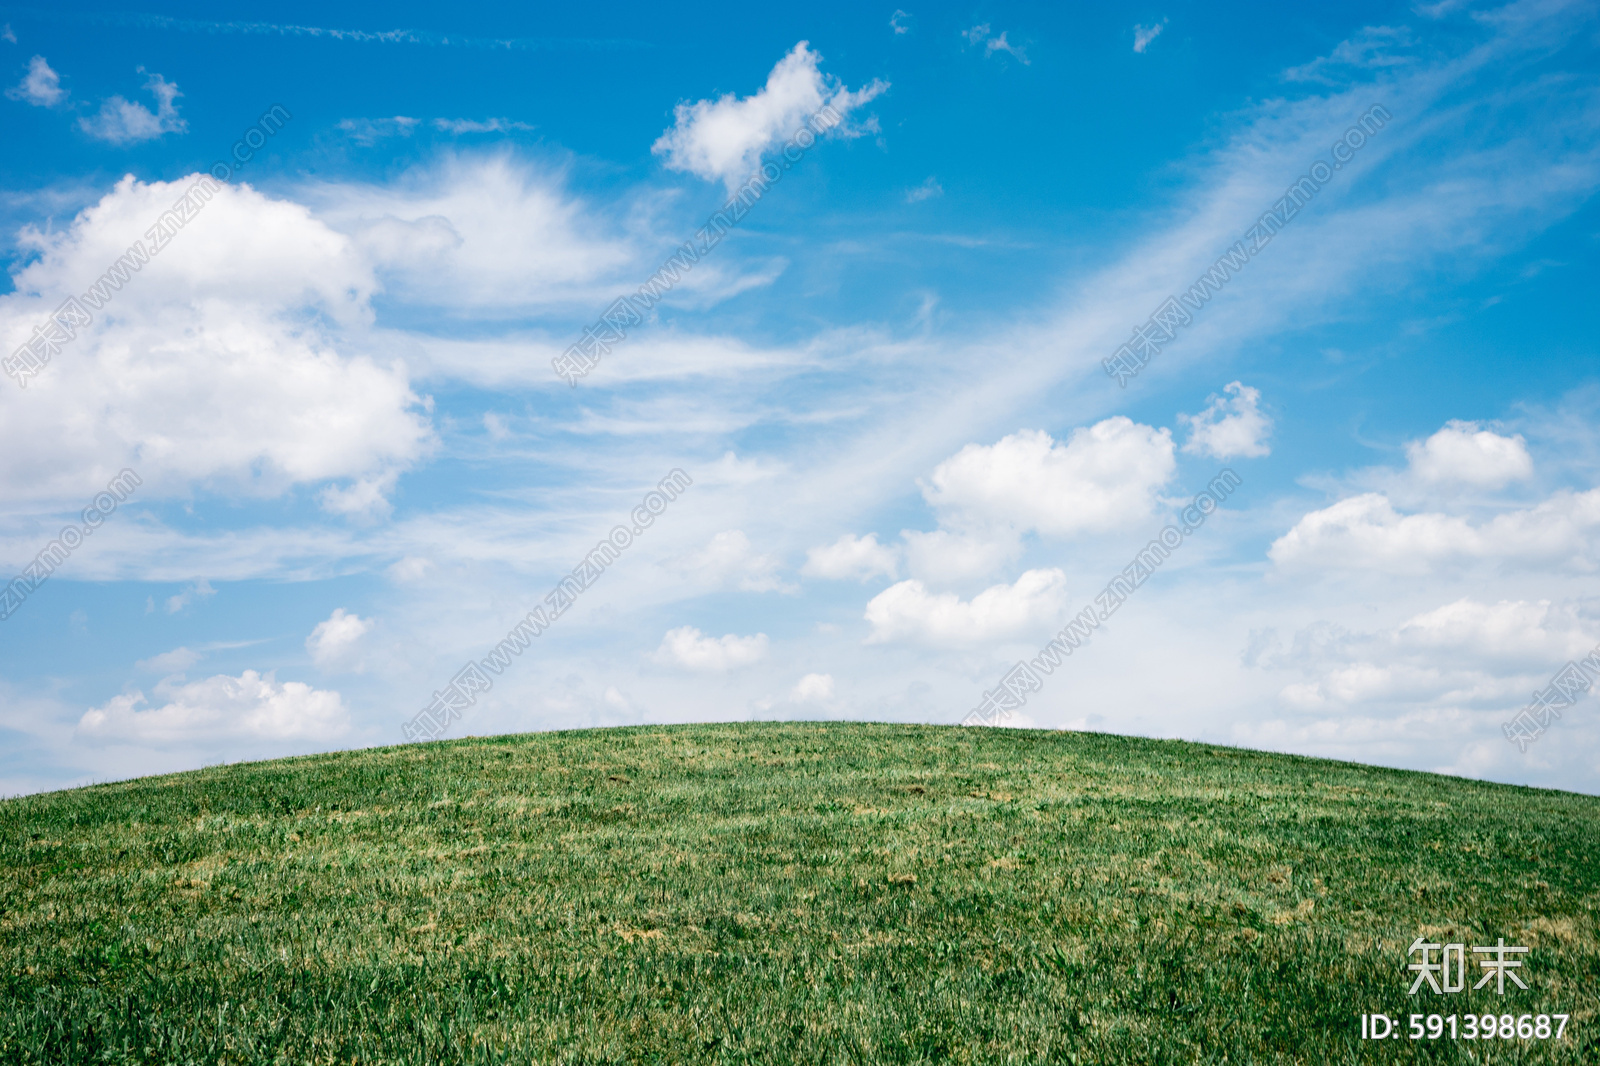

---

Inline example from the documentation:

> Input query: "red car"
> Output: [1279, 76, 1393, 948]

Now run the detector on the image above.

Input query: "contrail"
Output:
[0, 7, 651, 51]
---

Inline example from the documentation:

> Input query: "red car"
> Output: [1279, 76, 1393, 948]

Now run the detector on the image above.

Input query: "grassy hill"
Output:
[1, 722, 1595, 1064]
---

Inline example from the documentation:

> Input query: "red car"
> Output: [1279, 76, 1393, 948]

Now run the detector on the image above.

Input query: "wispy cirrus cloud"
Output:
[905, 176, 943, 203]
[432, 117, 534, 135]
[335, 116, 419, 144]
[1285, 25, 1418, 82]
[0, 8, 649, 51]
[1133, 20, 1167, 53]
[964, 23, 1030, 64]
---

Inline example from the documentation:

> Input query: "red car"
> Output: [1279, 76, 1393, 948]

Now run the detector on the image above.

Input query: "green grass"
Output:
[1, 722, 1595, 1064]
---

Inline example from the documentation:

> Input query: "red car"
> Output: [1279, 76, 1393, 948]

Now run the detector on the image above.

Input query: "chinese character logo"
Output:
[1407, 935, 1529, 995]
[1471, 938, 1529, 994]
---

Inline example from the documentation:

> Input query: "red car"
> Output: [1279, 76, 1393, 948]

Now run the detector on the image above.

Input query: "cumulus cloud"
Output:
[924, 419, 1176, 537]
[1404, 420, 1532, 487]
[1269, 489, 1600, 573]
[1180, 381, 1272, 459]
[864, 568, 1068, 647]
[1133, 21, 1167, 53]
[77, 670, 349, 744]
[802, 532, 899, 581]
[671, 529, 790, 592]
[306, 608, 372, 671]
[1396, 598, 1598, 664]
[792, 672, 835, 702]
[0, 174, 433, 508]
[78, 70, 186, 144]
[1254, 598, 1599, 711]
[652, 41, 888, 191]
[653, 626, 769, 671]
[6, 55, 66, 106]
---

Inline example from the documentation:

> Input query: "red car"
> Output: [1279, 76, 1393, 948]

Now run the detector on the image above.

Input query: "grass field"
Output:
[1, 722, 1596, 1064]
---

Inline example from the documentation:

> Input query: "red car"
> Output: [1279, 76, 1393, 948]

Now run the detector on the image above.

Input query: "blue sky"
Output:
[2, 0, 1599, 795]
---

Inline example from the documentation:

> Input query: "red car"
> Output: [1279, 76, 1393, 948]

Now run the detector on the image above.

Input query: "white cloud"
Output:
[1396, 598, 1598, 664]
[964, 24, 1029, 64]
[905, 176, 943, 203]
[986, 32, 1029, 63]
[1269, 489, 1600, 573]
[307, 155, 634, 315]
[432, 117, 534, 135]
[306, 608, 372, 671]
[165, 579, 216, 614]
[1405, 420, 1532, 487]
[2, 24, 14, 44]
[1285, 25, 1416, 83]
[890, 10, 912, 35]
[901, 528, 1020, 584]
[78, 70, 186, 144]
[136, 646, 201, 674]
[0, 174, 433, 508]
[891, 418, 1174, 586]
[387, 556, 433, 582]
[1180, 381, 1272, 458]
[653, 626, 769, 671]
[672, 529, 790, 592]
[319, 471, 400, 520]
[792, 673, 835, 702]
[652, 41, 889, 191]
[924, 419, 1176, 537]
[864, 568, 1068, 647]
[802, 532, 899, 581]
[77, 670, 349, 744]
[1133, 20, 1167, 54]
[1257, 598, 1598, 711]
[6, 55, 65, 106]
[336, 116, 419, 145]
